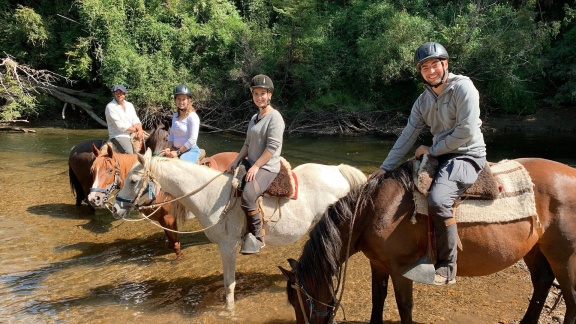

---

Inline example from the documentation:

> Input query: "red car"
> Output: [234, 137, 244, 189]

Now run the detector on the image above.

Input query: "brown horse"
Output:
[67, 124, 169, 210]
[280, 158, 576, 324]
[69, 139, 105, 209]
[88, 145, 238, 260]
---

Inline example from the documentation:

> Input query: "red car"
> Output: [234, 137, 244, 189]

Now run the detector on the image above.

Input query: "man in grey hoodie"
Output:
[370, 42, 487, 285]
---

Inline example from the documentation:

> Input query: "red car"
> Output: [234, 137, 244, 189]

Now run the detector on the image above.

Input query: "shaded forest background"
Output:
[1, 0, 575, 134]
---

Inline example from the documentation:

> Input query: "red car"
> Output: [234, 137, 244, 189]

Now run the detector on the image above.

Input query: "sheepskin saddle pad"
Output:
[235, 157, 297, 199]
[414, 155, 501, 200]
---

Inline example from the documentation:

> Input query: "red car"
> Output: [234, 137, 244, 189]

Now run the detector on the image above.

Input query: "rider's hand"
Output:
[245, 165, 260, 182]
[415, 145, 430, 159]
[368, 168, 386, 180]
[226, 161, 238, 173]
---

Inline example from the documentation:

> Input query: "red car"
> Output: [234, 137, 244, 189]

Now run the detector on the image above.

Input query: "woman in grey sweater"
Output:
[227, 74, 285, 254]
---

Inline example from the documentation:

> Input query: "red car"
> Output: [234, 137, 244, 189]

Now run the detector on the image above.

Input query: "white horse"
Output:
[112, 149, 367, 310]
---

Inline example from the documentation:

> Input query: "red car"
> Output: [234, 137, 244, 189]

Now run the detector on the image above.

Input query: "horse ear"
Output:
[106, 143, 114, 157]
[278, 266, 294, 281]
[92, 144, 100, 156]
[138, 148, 152, 166]
[137, 153, 145, 166]
[287, 258, 299, 271]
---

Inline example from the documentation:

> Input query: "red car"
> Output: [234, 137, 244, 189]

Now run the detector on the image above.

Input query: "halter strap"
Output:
[89, 156, 122, 202]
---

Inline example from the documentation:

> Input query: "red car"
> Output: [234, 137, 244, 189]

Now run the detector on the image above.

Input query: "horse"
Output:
[69, 139, 105, 208]
[111, 149, 367, 310]
[88, 145, 239, 260]
[279, 157, 576, 324]
[67, 124, 169, 210]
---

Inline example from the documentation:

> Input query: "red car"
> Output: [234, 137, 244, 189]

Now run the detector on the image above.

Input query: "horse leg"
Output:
[157, 213, 182, 261]
[218, 242, 238, 311]
[546, 253, 576, 323]
[69, 165, 84, 207]
[520, 245, 555, 324]
[369, 261, 389, 324]
[390, 274, 414, 324]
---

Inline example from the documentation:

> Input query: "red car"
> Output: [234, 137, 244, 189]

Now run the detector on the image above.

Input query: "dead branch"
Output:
[0, 54, 106, 126]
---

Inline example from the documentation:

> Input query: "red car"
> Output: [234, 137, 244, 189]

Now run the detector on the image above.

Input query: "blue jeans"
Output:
[179, 146, 201, 163]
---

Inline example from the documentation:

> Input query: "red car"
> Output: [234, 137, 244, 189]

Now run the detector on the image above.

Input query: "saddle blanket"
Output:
[414, 159, 538, 223]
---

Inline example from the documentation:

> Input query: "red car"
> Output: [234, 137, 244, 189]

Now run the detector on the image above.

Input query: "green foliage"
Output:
[1, 0, 574, 125]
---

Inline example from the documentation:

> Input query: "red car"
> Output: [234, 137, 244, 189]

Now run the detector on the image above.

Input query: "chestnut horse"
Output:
[67, 124, 169, 210]
[280, 158, 576, 324]
[88, 145, 238, 260]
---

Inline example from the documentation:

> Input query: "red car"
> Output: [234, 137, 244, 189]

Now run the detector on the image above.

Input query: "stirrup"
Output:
[240, 233, 264, 255]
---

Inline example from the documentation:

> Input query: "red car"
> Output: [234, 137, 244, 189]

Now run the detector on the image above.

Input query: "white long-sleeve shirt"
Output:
[168, 111, 200, 150]
[105, 99, 141, 139]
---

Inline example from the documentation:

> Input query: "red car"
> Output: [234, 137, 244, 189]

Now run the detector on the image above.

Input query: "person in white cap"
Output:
[104, 84, 143, 153]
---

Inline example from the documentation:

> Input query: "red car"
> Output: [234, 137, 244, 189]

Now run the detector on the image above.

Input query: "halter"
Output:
[89, 156, 122, 203]
[291, 267, 336, 324]
[115, 164, 158, 216]
[289, 190, 365, 323]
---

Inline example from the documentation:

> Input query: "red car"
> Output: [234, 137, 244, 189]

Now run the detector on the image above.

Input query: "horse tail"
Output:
[299, 186, 364, 292]
[337, 164, 367, 189]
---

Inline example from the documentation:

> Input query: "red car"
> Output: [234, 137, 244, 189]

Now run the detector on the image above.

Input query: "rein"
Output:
[116, 159, 240, 235]
[136, 172, 222, 211]
[291, 186, 366, 323]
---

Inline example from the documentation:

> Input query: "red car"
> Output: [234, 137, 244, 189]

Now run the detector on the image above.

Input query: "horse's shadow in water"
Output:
[15, 271, 294, 321]
[27, 203, 98, 220]
[1, 232, 210, 297]
[27, 203, 117, 233]
[26, 203, 158, 234]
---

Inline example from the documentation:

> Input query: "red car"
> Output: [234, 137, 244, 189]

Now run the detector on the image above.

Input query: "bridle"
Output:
[114, 164, 158, 216]
[289, 190, 365, 324]
[291, 267, 337, 324]
[90, 156, 122, 204]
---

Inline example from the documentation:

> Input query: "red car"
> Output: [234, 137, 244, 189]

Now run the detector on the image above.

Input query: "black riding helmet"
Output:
[250, 74, 274, 93]
[414, 42, 449, 71]
[173, 84, 192, 97]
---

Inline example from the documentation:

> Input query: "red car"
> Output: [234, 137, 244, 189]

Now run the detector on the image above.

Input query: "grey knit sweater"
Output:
[381, 73, 486, 171]
[244, 109, 285, 173]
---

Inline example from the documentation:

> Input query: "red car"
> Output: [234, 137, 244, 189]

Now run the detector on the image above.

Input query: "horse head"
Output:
[88, 144, 122, 207]
[112, 149, 155, 219]
[145, 123, 170, 155]
[280, 259, 337, 324]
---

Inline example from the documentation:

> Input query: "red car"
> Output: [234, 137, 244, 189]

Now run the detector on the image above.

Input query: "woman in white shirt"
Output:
[163, 84, 201, 163]
[104, 84, 143, 153]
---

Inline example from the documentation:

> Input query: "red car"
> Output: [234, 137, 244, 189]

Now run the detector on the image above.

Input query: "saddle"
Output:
[414, 155, 502, 200]
[235, 157, 298, 199]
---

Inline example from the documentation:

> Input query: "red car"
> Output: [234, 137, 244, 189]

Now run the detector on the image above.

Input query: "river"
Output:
[0, 128, 574, 323]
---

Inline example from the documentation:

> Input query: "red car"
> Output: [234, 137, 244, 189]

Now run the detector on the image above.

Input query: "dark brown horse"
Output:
[68, 139, 105, 209]
[88, 145, 238, 260]
[67, 124, 169, 210]
[280, 158, 576, 324]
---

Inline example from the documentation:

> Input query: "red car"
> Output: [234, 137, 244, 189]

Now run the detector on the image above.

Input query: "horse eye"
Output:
[107, 168, 113, 174]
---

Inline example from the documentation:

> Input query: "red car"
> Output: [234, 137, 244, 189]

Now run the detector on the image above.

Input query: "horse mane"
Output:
[145, 124, 169, 155]
[294, 185, 364, 298]
[292, 159, 415, 299]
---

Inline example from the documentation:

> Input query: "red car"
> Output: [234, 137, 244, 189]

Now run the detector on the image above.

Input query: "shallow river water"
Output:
[0, 128, 574, 323]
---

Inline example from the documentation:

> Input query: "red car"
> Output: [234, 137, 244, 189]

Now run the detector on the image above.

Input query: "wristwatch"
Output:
[176, 149, 182, 157]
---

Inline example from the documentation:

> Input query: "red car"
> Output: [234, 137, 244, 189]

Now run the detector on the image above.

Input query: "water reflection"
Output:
[0, 127, 574, 323]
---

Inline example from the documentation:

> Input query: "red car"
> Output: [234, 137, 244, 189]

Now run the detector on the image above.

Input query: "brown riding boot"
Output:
[240, 209, 265, 255]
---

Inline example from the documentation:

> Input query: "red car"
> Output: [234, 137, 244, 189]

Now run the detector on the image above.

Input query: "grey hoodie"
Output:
[380, 73, 486, 171]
